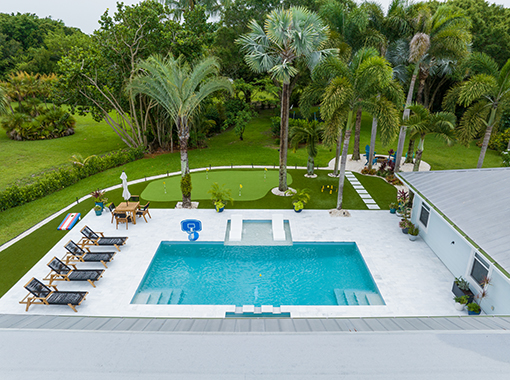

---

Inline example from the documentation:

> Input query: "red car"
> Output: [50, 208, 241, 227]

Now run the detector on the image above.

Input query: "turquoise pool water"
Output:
[131, 242, 384, 306]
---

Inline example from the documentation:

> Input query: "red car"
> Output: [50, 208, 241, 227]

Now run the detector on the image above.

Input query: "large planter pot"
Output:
[294, 208, 303, 213]
[468, 309, 481, 316]
[390, 208, 396, 214]
[454, 302, 465, 311]
[401, 228, 408, 234]
[408, 234, 418, 241]
[216, 206, 225, 213]
[452, 282, 474, 303]
[95, 201, 104, 211]
[94, 209, 102, 216]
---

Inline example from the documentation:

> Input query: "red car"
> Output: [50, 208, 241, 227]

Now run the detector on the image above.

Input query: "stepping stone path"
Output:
[345, 172, 380, 210]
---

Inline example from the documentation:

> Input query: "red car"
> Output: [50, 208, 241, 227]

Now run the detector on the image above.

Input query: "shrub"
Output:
[0, 147, 144, 212]
[501, 149, 510, 167]
[180, 173, 192, 197]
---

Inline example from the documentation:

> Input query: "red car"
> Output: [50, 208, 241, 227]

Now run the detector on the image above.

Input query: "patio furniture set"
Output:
[108, 196, 151, 230]
[19, 226, 128, 312]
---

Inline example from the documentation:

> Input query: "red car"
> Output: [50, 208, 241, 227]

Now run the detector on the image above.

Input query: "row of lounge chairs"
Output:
[19, 226, 128, 312]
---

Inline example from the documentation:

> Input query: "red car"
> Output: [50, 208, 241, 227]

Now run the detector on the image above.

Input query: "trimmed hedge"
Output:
[0, 147, 144, 211]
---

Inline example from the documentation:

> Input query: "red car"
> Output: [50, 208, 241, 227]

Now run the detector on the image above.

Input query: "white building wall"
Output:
[410, 195, 510, 315]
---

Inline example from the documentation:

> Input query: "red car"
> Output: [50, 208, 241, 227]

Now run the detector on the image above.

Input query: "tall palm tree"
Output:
[444, 53, 510, 168]
[393, 4, 471, 172]
[129, 55, 233, 207]
[320, 49, 398, 210]
[289, 119, 323, 176]
[237, 6, 335, 192]
[406, 104, 456, 171]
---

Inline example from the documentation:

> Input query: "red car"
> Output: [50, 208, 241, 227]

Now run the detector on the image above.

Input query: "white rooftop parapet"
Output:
[272, 214, 286, 241]
[229, 214, 243, 241]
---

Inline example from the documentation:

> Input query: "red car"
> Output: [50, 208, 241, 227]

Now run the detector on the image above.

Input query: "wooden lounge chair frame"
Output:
[19, 277, 88, 312]
[79, 226, 128, 251]
[44, 256, 105, 287]
[64, 240, 116, 269]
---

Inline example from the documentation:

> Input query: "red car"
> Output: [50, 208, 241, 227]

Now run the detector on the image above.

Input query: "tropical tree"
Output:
[406, 104, 456, 171]
[393, 5, 471, 172]
[444, 53, 510, 168]
[319, 48, 399, 210]
[0, 85, 9, 115]
[129, 55, 233, 208]
[237, 6, 335, 192]
[289, 119, 323, 176]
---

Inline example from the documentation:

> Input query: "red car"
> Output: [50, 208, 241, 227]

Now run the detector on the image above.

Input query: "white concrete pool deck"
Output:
[0, 208, 464, 318]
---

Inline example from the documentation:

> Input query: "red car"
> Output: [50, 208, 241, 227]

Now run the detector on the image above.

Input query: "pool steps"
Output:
[335, 289, 385, 306]
[132, 290, 182, 305]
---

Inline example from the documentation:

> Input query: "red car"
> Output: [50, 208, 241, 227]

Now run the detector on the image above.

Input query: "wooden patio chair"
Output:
[64, 240, 116, 269]
[19, 277, 88, 312]
[115, 212, 132, 230]
[79, 225, 128, 251]
[136, 202, 151, 223]
[44, 256, 105, 287]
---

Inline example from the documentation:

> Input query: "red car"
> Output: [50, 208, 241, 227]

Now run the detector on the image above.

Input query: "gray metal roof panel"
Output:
[399, 168, 510, 273]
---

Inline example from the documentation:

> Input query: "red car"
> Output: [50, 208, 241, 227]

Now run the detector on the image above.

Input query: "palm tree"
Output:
[129, 55, 233, 207]
[406, 104, 456, 171]
[0, 85, 9, 115]
[237, 6, 335, 192]
[444, 53, 510, 168]
[289, 119, 323, 176]
[393, 5, 471, 172]
[319, 49, 398, 210]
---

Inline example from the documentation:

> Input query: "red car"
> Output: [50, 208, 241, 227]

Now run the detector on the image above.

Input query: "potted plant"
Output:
[408, 223, 419, 241]
[286, 188, 311, 213]
[453, 295, 469, 311]
[451, 276, 474, 302]
[94, 205, 102, 216]
[91, 189, 107, 211]
[467, 302, 481, 315]
[399, 218, 410, 234]
[207, 182, 233, 212]
[389, 202, 397, 214]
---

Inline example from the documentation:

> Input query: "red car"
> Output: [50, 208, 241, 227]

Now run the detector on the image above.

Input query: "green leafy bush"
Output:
[1, 107, 76, 140]
[0, 148, 144, 211]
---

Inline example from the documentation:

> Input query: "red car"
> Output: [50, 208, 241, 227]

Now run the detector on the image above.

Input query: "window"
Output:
[470, 253, 489, 285]
[419, 203, 430, 227]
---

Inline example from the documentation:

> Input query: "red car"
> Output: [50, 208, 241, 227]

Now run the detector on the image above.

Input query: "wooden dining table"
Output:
[115, 201, 140, 224]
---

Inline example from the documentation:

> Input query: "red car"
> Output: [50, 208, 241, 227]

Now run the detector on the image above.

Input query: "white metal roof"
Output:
[398, 168, 510, 271]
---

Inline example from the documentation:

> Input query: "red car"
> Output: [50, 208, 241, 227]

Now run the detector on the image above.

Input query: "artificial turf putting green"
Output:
[141, 169, 293, 202]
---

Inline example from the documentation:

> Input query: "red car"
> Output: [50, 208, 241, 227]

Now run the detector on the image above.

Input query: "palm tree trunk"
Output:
[478, 123, 495, 168]
[368, 116, 377, 170]
[179, 119, 191, 208]
[332, 128, 343, 176]
[352, 107, 362, 160]
[405, 139, 415, 163]
[413, 137, 425, 171]
[395, 64, 420, 172]
[278, 82, 290, 191]
[337, 111, 354, 210]
[307, 155, 314, 175]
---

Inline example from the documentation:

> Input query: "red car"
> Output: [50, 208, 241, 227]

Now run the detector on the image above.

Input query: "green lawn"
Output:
[0, 112, 124, 190]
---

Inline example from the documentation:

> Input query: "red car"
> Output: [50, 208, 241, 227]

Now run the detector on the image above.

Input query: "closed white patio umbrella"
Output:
[120, 171, 131, 205]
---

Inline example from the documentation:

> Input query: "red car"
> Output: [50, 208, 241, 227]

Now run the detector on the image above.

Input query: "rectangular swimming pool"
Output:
[131, 242, 384, 306]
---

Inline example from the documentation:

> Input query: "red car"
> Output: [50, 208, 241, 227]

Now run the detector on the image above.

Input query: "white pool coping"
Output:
[0, 208, 464, 318]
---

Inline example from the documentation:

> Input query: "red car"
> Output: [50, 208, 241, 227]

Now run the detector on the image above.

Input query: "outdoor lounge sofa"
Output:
[44, 256, 105, 287]
[64, 240, 116, 268]
[19, 277, 88, 312]
[79, 225, 128, 251]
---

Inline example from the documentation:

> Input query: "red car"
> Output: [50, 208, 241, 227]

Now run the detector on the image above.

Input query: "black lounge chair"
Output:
[79, 225, 128, 251]
[64, 240, 116, 268]
[44, 256, 105, 287]
[19, 277, 88, 312]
